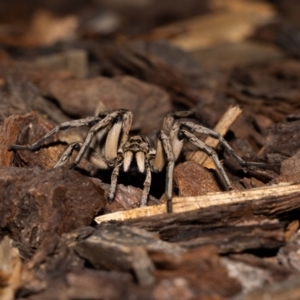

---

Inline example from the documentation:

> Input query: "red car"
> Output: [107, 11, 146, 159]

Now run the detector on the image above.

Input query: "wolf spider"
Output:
[9, 109, 263, 213]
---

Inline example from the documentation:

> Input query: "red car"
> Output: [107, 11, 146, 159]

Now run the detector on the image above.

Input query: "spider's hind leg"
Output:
[108, 162, 122, 203]
[54, 142, 82, 168]
[54, 141, 110, 171]
[180, 129, 233, 191]
[182, 121, 266, 168]
[162, 111, 205, 134]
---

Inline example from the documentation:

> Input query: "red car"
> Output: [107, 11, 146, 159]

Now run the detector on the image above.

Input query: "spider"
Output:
[9, 109, 264, 213]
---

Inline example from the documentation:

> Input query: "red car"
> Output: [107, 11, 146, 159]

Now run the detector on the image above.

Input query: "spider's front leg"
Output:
[54, 142, 109, 170]
[109, 159, 152, 206]
[108, 135, 155, 206]
[9, 116, 102, 152]
[71, 109, 132, 168]
[9, 109, 133, 171]
[52, 109, 130, 169]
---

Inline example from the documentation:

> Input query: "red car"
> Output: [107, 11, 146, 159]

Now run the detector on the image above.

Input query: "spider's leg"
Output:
[169, 122, 184, 162]
[182, 122, 265, 168]
[54, 142, 82, 168]
[162, 111, 204, 133]
[157, 130, 175, 213]
[140, 164, 152, 207]
[108, 162, 122, 204]
[181, 129, 232, 190]
[54, 141, 110, 170]
[87, 149, 109, 170]
[152, 138, 166, 172]
[162, 114, 176, 134]
[104, 110, 133, 162]
[9, 116, 102, 151]
[119, 110, 133, 149]
[168, 111, 203, 120]
[73, 110, 129, 167]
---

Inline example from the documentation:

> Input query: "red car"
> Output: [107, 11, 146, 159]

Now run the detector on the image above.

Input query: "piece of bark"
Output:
[66, 270, 153, 300]
[230, 60, 300, 101]
[76, 237, 155, 287]
[233, 275, 300, 300]
[277, 233, 300, 272]
[135, 40, 203, 85]
[227, 60, 300, 124]
[14, 224, 284, 299]
[281, 148, 300, 175]
[0, 237, 22, 300]
[285, 220, 300, 241]
[227, 253, 292, 283]
[0, 167, 105, 248]
[18, 224, 182, 298]
[112, 187, 299, 260]
[20, 234, 84, 296]
[35, 49, 88, 79]
[21, 226, 93, 295]
[174, 161, 221, 196]
[0, 62, 73, 125]
[0, 112, 63, 169]
[95, 183, 300, 224]
[154, 245, 242, 299]
[222, 251, 293, 295]
[238, 176, 266, 189]
[264, 120, 300, 168]
[192, 41, 283, 70]
[271, 149, 300, 185]
[45, 75, 172, 134]
[75, 224, 183, 286]
[0, 10, 78, 47]
[92, 180, 160, 213]
[150, 1, 275, 51]
[160, 220, 286, 254]
[96, 41, 201, 107]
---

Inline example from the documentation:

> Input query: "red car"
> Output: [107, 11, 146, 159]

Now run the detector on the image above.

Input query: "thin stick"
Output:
[94, 182, 298, 223]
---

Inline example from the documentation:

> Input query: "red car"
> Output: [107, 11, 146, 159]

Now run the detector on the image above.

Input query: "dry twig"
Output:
[187, 105, 242, 168]
[95, 182, 299, 223]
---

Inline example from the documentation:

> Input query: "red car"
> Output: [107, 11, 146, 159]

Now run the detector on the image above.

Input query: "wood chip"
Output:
[94, 182, 299, 223]
[0, 237, 22, 300]
[186, 105, 242, 168]
[151, 1, 276, 51]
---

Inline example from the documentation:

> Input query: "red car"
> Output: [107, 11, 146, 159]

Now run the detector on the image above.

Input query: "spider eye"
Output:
[131, 137, 141, 144]
[178, 131, 185, 140]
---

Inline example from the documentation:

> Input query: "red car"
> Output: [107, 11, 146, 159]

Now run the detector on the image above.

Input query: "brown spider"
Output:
[9, 109, 264, 213]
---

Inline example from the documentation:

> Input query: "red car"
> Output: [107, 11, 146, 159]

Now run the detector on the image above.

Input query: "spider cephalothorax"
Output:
[9, 109, 264, 212]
